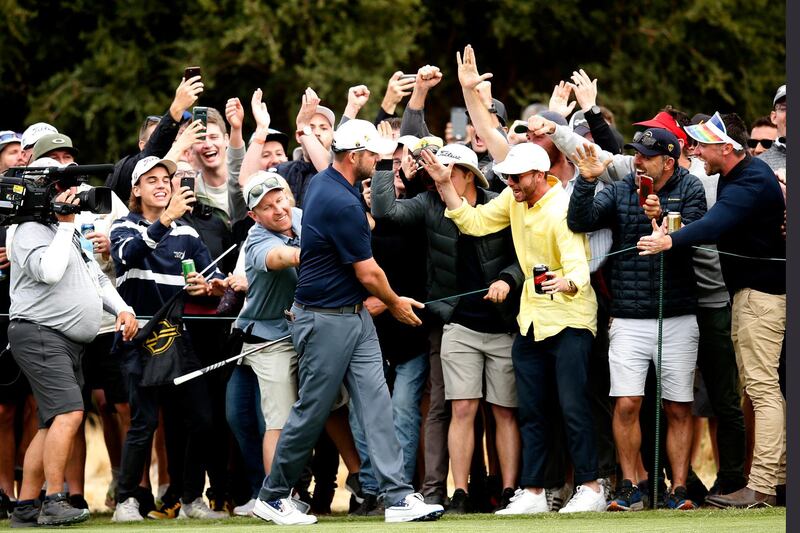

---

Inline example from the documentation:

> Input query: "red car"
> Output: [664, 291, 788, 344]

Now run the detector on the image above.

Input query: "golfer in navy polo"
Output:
[253, 119, 444, 525]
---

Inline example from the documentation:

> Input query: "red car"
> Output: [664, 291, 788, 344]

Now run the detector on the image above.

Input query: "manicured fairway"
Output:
[1, 508, 783, 533]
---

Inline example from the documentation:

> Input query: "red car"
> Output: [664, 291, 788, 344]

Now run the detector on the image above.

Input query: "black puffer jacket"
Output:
[371, 170, 523, 327]
[567, 167, 707, 318]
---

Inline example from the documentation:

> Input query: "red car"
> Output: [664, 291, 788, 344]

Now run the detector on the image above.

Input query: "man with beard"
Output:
[568, 129, 707, 511]
[253, 119, 443, 525]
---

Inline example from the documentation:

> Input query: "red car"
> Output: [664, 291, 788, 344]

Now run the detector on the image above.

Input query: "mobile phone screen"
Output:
[180, 177, 195, 191]
[450, 107, 468, 142]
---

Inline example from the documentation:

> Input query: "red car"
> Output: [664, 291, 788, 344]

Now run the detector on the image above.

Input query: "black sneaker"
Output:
[349, 493, 377, 516]
[496, 487, 516, 511]
[366, 494, 385, 517]
[447, 489, 471, 514]
[1, 488, 12, 519]
[133, 486, 156, 517]
[9, 502, 39, 528]
[68, 493, 89, 510]
[37, 492, 89, 526]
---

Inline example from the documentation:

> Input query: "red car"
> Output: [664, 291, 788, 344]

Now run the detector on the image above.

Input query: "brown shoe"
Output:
[706, 487, 776, 509]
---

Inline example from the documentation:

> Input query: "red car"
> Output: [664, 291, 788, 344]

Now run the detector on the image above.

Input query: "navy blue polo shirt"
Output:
[294, 166, 372, 307]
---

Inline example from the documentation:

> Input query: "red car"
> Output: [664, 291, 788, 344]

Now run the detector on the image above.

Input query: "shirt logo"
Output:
[173, 250, 185, 260]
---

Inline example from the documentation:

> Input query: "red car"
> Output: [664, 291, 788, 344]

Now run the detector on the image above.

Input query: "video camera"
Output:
[0, 164, 114, 226]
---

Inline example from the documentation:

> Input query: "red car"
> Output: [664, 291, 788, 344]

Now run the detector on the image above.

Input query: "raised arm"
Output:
[457, 45, 510, 162]
[569, 69, 621, 154]
[399, 65, 441, 137]
[295, 87, 331, 172]
[239, 88, 273, 188]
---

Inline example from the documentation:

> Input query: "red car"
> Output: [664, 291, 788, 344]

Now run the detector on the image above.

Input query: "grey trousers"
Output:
[258, 305, 412, 505]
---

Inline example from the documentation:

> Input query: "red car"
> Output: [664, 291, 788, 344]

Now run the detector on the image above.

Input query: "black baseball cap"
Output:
[625, 128, 680, 160]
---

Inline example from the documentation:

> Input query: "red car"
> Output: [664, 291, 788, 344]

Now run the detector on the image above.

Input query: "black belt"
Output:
[294, 302, 363, 315]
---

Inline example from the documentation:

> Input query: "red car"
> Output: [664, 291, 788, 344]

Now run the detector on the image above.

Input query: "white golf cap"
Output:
[21, 122, 58, 150]
[28, 157, 74, 169]
[332, 119, 397, 155]
[131, 156, 177, 186]
[773, 84, 786, 106]
[493, 143, 551, 175]
[315, 105, 336, 128]
[436, 144, 489, 188]
[244, 171, 286, 209]
[397, 135, 420, 147]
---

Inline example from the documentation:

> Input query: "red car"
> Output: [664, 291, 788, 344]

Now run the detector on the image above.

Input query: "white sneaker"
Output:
[385, 493, 444, 523]
[112, 497, 143, 522]
[253, 497, 317, 525]
[495, 488, 548, 515]
[233, 498, 256, 517]
[178, 497, 230, 519]
[558, 484, 606, 513]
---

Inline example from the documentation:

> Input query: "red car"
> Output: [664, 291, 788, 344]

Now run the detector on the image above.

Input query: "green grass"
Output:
[1, 508, 785, 532]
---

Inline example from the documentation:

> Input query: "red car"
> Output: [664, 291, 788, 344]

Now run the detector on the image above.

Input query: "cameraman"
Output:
[6, 160, 137, 527]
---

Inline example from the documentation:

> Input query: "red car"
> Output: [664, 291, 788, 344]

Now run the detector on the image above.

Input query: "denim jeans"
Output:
[513, 326, 598, 487]
[352, 352, 429, 493]
[226, 364, 266, 498]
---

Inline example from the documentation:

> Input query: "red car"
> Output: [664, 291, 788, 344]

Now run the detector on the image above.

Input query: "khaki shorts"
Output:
[244, 339, 349, 429]
[440, 323, 517, 407]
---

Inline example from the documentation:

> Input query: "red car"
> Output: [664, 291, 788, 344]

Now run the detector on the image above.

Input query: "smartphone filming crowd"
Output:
[0, 45, 787, 527]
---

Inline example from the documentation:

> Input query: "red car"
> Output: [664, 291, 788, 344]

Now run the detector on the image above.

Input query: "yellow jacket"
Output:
[445, 176, 597, 341]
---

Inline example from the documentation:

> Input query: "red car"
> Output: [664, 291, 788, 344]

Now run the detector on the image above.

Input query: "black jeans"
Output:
[695, 305, 746, 490]
[513, 326, 598, 487]
[117, 372, 213, 504]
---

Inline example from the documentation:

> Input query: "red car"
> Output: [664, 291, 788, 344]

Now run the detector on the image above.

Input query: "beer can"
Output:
[80, 223, 95, 236]
[666, 212, 682, 234]
[533, 264, 549, 294]
[181, 259, 196, 281]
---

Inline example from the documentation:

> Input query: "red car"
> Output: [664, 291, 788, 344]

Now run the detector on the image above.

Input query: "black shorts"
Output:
[82, 331, 128, 406]
[8, 320, 85, 428]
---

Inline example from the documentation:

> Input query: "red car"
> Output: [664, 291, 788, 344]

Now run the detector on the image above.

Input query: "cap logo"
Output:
[667, 143, 674, 152]
[52, 138, 66, 144]
[438, 150, 460, 159]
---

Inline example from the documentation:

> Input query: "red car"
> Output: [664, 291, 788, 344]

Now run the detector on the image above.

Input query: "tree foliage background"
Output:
[0, 0, 785, 163]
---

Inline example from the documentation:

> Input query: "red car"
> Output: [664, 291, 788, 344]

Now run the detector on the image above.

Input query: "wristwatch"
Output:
[586, 105, 601, 117]
[296, 125, 313, 137]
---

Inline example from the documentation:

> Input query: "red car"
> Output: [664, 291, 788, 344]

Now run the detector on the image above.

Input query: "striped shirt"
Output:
[110, 213, 223, 316]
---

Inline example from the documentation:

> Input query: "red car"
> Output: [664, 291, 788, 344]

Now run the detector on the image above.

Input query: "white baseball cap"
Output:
[131, 156, 177, 186]
[21, 122, 58, 150]
[244, 171, 286, 209]
[332, 119, 397, 154]
[315, 105, 336, 128]
[435, 144, 489, 188]
[493, 143, 551, 175]
[773, 84, 786, 106]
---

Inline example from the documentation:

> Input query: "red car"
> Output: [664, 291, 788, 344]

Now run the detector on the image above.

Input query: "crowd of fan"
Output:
[0, 43, 787, 526]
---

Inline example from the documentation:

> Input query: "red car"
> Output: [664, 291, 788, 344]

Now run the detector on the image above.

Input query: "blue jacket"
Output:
[568, 166, 707, 318]
[110, 212, 223, 316]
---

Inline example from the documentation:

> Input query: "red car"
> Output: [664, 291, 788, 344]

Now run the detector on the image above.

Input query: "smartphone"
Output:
[639, 175, 654, 207]
[180, 176, 195, 192]
[192, 106, 208, 138]
[184, 66, 201, 80]
[399, 74, 416, 81]
[450, 107, 468, 142]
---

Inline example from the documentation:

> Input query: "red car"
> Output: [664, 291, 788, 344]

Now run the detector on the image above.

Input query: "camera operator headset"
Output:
[4, 157, 137, 526]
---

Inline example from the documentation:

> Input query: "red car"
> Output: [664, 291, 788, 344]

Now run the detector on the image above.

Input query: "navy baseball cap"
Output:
[625, 128, 680, 160]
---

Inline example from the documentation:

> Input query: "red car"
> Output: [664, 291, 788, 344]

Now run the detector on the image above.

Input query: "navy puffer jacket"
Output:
[568, 167, 707, 318]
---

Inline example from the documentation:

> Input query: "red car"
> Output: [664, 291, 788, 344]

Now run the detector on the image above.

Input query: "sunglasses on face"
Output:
[747, 138, 774, 149]
[505, 171, 534, 183]
[248, 177, 282, 203]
